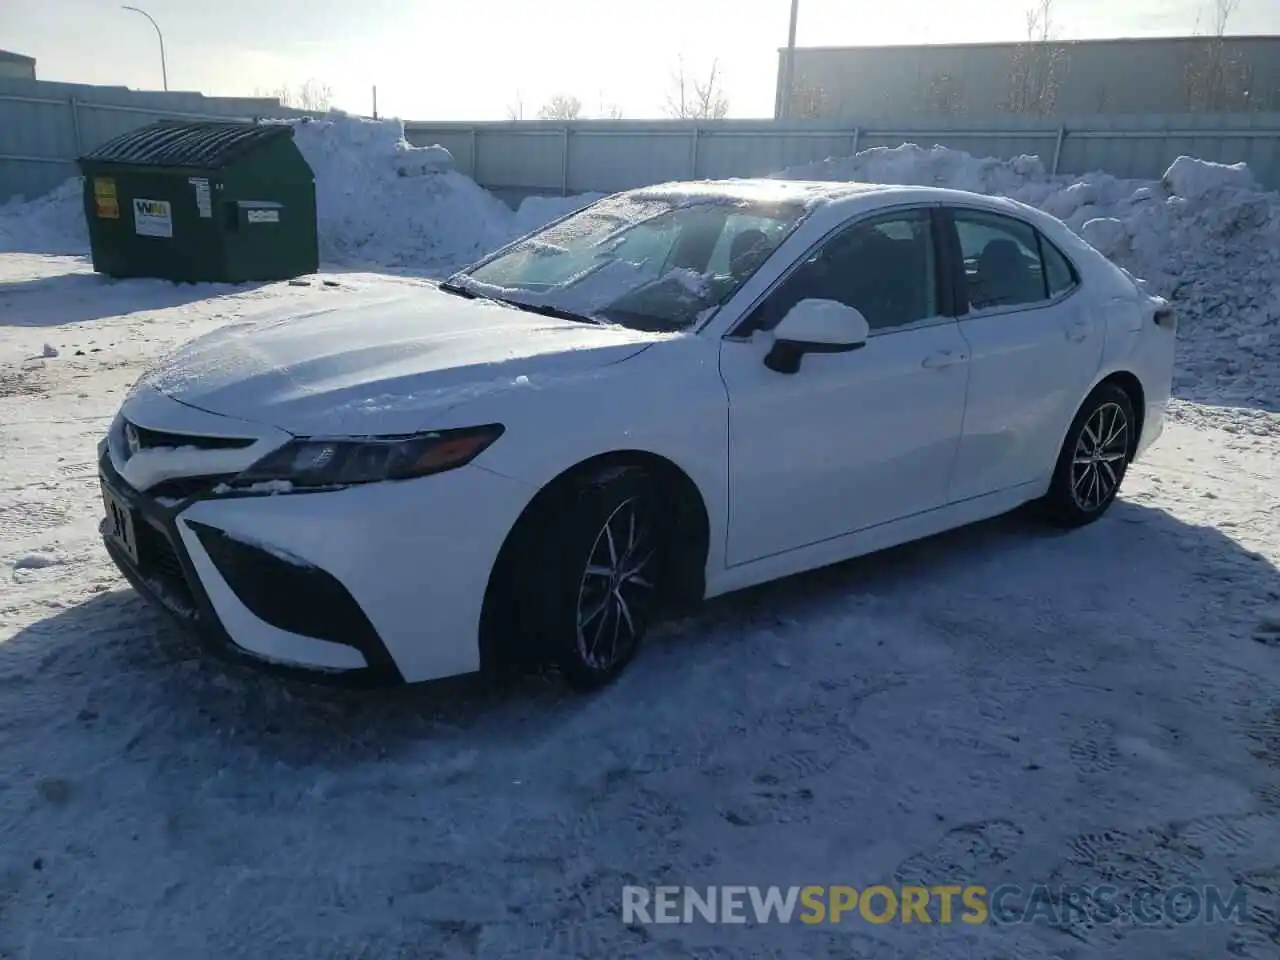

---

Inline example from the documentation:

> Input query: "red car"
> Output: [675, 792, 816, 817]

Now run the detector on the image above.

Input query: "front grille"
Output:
[147, 475, 234, 501]
[134, 520, 197, 617]
[127, 420, 255, 452]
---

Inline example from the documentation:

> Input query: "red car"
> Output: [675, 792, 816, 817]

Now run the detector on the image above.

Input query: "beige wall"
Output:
[779, 37, 1280, 119]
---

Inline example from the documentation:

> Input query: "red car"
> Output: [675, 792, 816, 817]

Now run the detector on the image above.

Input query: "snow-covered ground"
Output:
[1, 119, 1279, 958]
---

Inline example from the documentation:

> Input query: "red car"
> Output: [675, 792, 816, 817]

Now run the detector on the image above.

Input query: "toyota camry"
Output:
[98, 179, 1176, 689]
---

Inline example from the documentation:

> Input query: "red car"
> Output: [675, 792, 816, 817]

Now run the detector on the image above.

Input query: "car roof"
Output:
[627, 177, 1036, 216]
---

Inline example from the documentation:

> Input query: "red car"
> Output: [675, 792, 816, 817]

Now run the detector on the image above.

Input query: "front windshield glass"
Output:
[452, 192, 811, 332]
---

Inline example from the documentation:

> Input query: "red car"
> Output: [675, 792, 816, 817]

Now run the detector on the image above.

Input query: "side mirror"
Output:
[764, 299, 870, 374]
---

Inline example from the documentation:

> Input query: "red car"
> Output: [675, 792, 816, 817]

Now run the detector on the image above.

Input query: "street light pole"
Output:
[122, 5, 168, 91]
[780, 0, 799, 119]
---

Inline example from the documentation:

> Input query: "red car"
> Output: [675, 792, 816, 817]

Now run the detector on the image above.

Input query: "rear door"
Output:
[942, 206, 1104, 502]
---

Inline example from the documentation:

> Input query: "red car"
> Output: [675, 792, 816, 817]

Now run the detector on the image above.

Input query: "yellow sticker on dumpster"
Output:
[96, 197, 120, 219]
[93, 178, 116, 198]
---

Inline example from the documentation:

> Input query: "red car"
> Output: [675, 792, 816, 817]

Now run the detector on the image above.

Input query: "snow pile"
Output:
[284, 116, 515, 268]
[1163, 155, 1256, 201]
[774, 145, 1280, 409]
[0, 179, 88, 255]
[507, 192, 605, 238]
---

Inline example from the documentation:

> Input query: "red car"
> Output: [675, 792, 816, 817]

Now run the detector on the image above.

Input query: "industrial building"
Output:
[775, 36, 1280, 119]
[0, 50, 36, 81]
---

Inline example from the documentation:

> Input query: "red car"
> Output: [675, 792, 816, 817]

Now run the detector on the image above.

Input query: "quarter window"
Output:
[746, 211, 938, 334]
[1039, 234, 1079, 297]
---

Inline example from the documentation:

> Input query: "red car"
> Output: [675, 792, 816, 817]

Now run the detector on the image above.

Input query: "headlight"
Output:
[230, 424, 504, 490]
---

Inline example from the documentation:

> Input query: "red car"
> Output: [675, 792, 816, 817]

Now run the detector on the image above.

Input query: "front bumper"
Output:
[100, 452, 404, 687]
[99, 447, 530, 687]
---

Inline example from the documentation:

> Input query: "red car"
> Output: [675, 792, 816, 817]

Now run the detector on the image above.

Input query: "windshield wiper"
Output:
[492, 298, 603, 326]
[438, 279, 601, 325]
[437, 279, 477, 298]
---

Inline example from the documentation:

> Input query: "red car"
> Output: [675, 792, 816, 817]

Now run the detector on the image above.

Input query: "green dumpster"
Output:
[78, 120, 318, 283]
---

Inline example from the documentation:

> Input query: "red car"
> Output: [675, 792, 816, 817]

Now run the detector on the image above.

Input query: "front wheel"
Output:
[1042, 383, 1135, 528]
[517, 467, 667, 690]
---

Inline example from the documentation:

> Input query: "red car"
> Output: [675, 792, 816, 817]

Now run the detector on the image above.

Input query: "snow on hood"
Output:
[139, 284, 670, 436]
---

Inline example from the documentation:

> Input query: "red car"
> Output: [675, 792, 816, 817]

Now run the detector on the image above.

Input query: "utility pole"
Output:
[122, 6, 168, 91]
[372, 85, 378, 119]
[780, 0, 799, 119]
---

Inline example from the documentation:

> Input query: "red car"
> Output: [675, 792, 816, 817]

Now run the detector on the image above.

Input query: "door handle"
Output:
[922, 350, 967, 369]
[1065, 321, 1091, 343]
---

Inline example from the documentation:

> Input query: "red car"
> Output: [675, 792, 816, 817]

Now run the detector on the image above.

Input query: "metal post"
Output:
[561, 127, 570, 196]
[469, 127, 478, 180]
[850, 125, 860, 156]
[780, 0, 800, 119]
[372, 86, 378, 120]
[1051, 123, 1066, 175]
[69, 97, 83, 155]
[122, 6, 168, 91]
[690, 125, 701, 178]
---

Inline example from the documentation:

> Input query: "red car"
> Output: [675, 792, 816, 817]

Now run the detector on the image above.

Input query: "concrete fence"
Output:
[403, 113, 1280, 202]
[0, 77, 304, 203]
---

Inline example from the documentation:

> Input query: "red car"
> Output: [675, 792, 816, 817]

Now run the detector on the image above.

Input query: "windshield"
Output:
[449, 192, 810, 332]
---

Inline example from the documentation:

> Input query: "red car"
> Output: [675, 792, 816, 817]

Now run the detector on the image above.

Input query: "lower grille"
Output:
[134, 520, 196, 617]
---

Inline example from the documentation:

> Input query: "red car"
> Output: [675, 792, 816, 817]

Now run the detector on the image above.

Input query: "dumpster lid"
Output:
[80, 120, 294, 169]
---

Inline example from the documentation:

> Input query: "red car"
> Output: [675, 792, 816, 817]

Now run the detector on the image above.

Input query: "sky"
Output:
[3, 0, 1279, 120]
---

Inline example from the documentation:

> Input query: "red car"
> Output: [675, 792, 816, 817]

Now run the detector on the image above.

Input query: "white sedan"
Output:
[98, 179, 1176, 689]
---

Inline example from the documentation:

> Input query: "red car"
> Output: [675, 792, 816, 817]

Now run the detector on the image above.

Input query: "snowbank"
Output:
[773, 144, 1280, 409]
[283, 116, 515, 268]
[0, 179, 88, 256]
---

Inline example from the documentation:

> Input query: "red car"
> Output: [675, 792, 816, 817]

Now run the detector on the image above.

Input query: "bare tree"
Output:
[1184, 0, 1252, 111]
[787, 75, 830, 119]
[259, 79, 334, 112]
[506, 92, 525, 121]
[596, 92, 624, 119]
[1002, 0, 1068, 116]
[537, 94, 583, 120]
[664, 56, 730, 120]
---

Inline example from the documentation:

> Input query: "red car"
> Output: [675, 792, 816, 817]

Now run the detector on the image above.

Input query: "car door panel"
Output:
[721, 323, 970, 565]
[717, 207, 971, 568]
[944, 209, 1103, 503]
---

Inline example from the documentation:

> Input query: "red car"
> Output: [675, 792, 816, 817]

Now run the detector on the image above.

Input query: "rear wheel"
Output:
[515, 467, 666, 690]
[1043, 383, 1134, 527]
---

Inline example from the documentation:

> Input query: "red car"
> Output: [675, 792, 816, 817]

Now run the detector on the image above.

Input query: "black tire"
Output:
[514, 466, 667, 691]
[1043, 382, 1135, 528]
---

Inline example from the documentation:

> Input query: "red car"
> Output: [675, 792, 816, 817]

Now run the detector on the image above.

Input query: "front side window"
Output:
[953, 210, 1051, 311]
[745, 210, 939, 334]
[450, 191, 810, 332]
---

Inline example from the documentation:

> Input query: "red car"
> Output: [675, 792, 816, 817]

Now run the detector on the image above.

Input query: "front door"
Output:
[718, 208, 972, 567]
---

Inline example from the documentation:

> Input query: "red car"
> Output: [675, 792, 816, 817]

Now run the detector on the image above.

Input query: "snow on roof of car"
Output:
[627, 178, 886, 207]
[623, 178, 1009, 213]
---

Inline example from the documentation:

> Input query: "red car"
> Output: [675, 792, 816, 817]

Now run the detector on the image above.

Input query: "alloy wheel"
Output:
[1070, 401, 1129, 512]
[575, 496, 657, 671]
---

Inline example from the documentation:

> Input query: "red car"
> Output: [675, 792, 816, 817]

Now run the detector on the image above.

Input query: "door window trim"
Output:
[941, 205, 1083, 320]
[723, 202, 957, 342]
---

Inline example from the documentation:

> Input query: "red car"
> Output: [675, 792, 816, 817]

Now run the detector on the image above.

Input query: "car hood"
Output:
[141, 285, 670, 436]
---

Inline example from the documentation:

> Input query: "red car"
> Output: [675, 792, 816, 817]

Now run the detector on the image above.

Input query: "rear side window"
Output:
[952, 210, 1047, 311]
[1038, 234, 1079, 297]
